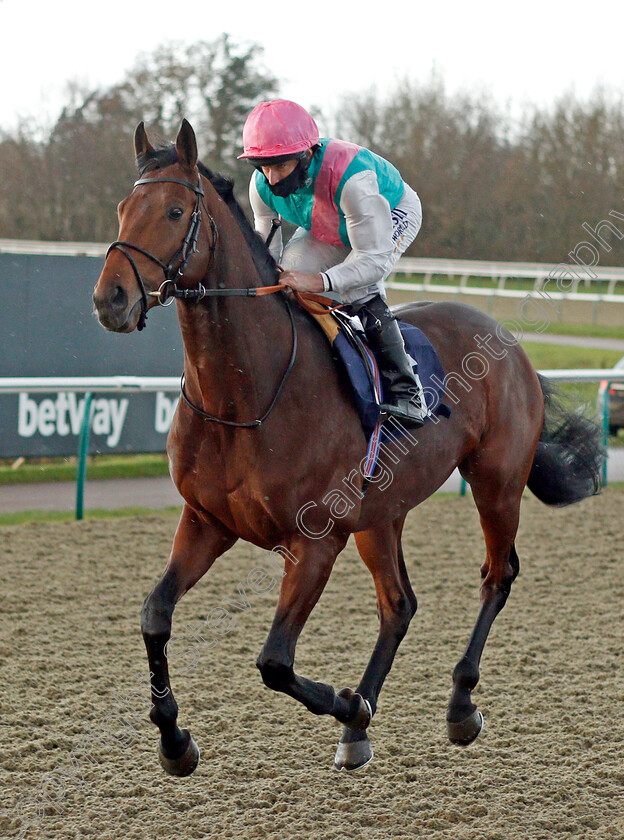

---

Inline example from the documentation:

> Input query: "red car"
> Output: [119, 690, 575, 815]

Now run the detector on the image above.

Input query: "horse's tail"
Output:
[527, 374, 604, 506]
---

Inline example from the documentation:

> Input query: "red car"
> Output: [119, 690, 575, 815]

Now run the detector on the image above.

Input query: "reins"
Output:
[151, 280, 342, 314]
[179, 296, 298, 428]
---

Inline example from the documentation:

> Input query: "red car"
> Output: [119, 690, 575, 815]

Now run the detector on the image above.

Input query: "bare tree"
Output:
[335, 79, 624, 262]
[193, 34, 279, 177]
[0, 35, 278, 241]
[2, 58, 623, 259]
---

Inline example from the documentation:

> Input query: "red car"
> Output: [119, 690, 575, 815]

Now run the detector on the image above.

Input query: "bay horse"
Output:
[93, 120, 603, 775]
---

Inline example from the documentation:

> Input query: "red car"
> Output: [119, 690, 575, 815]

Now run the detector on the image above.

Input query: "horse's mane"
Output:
[136, 144, 279, 285]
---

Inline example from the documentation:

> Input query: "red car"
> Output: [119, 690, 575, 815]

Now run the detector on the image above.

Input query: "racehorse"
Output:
[93, 120, 603, 775]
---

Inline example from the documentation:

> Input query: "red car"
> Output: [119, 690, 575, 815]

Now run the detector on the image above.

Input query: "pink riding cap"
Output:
[238, 100, 320, 159]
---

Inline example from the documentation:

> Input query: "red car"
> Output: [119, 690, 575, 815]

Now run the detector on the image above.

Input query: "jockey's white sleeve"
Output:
[249, 169, 400, 291]
[249, 175, 283, 262]
[324, 169, 397, 295]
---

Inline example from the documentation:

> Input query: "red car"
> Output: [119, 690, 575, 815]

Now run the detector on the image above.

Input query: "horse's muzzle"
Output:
[93, 282, 140, 332]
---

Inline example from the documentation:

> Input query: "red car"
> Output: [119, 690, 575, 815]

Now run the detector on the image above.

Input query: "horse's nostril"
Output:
[111, 285, 127, 310]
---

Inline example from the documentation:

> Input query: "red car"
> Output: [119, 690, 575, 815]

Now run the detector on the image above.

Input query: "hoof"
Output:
[447, 708, 484, 747]
[337, 688, 372, 730]
[334, 736, 374, 772]
[158, 730, 200, 776]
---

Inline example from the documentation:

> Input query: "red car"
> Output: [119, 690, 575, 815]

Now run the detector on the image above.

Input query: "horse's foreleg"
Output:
[141, 505, 236, 775]
[256, 535, 371, 732]
[335, 523, 417, 771]
[447, 480, 522, 746]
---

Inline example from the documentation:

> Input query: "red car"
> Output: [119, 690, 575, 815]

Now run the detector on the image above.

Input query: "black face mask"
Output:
[267, 158, 311, 198]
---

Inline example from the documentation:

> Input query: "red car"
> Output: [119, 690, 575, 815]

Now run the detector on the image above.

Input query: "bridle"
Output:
[106, 175, 216, 331]
[105, 171, 298, 428]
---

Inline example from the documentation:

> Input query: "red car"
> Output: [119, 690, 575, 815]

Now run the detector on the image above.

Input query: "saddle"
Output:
[308, 306, 451, 477]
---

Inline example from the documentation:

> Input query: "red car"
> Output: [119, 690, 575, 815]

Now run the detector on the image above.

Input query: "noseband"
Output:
[106, 175, 217, 330]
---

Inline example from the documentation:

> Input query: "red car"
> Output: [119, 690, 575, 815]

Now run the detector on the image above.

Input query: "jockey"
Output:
[239, 99, 427, 428]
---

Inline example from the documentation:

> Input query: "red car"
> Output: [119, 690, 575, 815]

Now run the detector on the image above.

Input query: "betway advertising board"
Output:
[7, 390, 180, 457]
[0, 251, 185, 457]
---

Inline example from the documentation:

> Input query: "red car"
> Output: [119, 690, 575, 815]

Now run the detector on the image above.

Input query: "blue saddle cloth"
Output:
[331, 314, 451, 441]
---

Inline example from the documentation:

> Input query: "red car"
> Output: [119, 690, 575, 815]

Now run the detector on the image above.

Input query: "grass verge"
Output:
[519, 342, 622, 371]
[0, 453, 169, 485]
[534, 323, 624, 341]
[0, 506, 181, 527]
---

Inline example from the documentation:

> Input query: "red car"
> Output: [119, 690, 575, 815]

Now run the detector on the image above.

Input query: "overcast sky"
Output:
[1, 0, 623, 136]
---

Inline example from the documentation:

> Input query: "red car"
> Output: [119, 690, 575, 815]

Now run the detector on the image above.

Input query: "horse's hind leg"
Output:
[336, 519, 417, 771]
[447, 461, 525, 746]
[141, 506, 236, 775]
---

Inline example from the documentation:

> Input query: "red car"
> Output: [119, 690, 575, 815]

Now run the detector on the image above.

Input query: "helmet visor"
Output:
[245, 151, 308, 169]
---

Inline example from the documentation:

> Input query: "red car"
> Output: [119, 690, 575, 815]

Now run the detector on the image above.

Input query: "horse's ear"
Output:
[176, 119, 198, 169]
[134, 121, 154, 159]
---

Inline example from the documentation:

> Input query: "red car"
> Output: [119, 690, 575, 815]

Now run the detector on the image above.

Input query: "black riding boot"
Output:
[350, 296, 427, 428]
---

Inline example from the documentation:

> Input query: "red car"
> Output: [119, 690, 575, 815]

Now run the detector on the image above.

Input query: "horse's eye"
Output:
[168, 207, 184, 220]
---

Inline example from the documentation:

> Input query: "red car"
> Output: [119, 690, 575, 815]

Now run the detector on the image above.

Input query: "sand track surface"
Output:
[1, 488, 623, 840]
